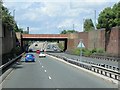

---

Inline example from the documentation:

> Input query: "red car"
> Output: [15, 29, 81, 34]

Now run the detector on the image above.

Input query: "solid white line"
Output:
[48, 76, 52, 80]
[47, 54, 118, 85]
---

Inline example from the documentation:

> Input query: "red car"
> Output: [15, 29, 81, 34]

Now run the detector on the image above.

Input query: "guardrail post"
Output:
[101, 70, 103, 75]
[109, 73, 112, 78]
[49, 54, 120, 81]
[97, 69, 99, 73]
[105, 72, 107, 76]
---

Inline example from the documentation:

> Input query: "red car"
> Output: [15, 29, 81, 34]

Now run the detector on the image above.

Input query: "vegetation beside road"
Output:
[2, 46, 22, 65]
[72, 48, 105, 57]
[0, 0, 27, 33]
[58, 43, 64, 51]
[60, 30, 78, 34]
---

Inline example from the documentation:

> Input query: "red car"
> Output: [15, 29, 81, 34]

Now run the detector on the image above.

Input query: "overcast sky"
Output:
[3, 0, 119, 34]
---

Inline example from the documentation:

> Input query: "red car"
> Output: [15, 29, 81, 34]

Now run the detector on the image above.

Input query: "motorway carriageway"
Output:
[2, 53, 118, 88]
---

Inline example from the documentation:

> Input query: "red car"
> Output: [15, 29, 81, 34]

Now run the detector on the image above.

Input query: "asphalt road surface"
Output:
[2, 53, 118, 88]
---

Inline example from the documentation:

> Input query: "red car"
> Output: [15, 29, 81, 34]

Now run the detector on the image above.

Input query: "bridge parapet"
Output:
[22, 34, 68, 39]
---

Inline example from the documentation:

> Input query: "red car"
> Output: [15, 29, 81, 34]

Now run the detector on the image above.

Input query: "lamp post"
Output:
[94, 10, 96, 30]
[13, 9, 15, 20]
[83, 18, 85, 31]
[80, 39, 83, 58]
[73, 24, 74, 31]
[94, 10, 97, 49]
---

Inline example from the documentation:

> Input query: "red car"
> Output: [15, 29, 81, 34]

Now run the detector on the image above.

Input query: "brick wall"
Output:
[16, 32, 22, 46]
[106, 27, 120, 56]
[1, 25, 16, 55]
[88, 28, 105, 50]
[67, 26, 120, 56]
[78, 32, 88, 48]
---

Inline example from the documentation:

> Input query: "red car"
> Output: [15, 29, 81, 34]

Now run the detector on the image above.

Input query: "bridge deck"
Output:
[22, 34, 68, 39]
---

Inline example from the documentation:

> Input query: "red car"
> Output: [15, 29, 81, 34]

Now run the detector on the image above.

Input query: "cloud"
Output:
[3, 2, 34, 11]
[3, 0, 119, 34]
[3, 0, 70, 2]
[57, 18, 82, 32]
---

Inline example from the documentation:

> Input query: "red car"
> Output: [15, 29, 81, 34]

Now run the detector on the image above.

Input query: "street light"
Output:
[73, 24, 75, 31]
[94, 10, 97, 49]
[13, 9, 15, 20]
[83, 18, 85, 31]
[94, 10, 96, 30]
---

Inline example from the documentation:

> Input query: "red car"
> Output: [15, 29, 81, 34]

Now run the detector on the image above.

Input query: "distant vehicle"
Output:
[53, 47, 57, 51]
[47, 46, 50, 49]
[47, 45, 50, 49]
[25, 54, 35, 62]
[39, 52, 46, 57]
[40, 48, 43, 52]
[28, 48, 33, 52]
[35, 44, 38, 46]
[36, 50, 40, 54]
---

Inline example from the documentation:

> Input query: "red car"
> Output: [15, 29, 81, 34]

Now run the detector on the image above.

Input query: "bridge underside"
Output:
[21, 38, 68, 52]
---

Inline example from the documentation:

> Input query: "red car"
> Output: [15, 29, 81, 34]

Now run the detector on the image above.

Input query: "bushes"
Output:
[97, 48, 105, 53]
[72, 48, 81, 55]
[91, 48, 97, 53]
[72, 48, 92, 56]
[58, 43, 64, 51]
[72, 48, 105, 56]
[83, 49, 92, 56]
[91, 48, 105, 54]
[2, 46, 22, 65]
[11, 46, 22, 55]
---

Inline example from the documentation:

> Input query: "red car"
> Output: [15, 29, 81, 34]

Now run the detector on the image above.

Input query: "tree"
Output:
[97, 7, 114, 51]
[83, 19, 95, 32]
[17, 28, 24, 33]
[0, 1, 2, 22]
[60, 30, 78, 34]
[97, 7, 115, 30]
[96, 2, 120, 51]
[112, 1, 120, 26]
[1, 1, 22, 32]
[97, 1, 120, 29]
[60, 30, 67, 34]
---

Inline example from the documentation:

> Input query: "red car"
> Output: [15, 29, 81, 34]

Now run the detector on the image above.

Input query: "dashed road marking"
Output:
[44, 70, 47, 72]
[42, 66, 44, 68]
[48, 76, 52, 80]
[38, 60, 41, 64]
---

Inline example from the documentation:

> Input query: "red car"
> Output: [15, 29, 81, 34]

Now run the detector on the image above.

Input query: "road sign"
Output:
[77, 41, 85, 48]
[77, 40, 85, 61]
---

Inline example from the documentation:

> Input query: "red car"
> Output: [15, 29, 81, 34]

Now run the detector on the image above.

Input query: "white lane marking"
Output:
[38, 60, 41, 64]
[48, 76, 52, 80]
[42, 66, 44, 68]
[47, 54, 118, 85]
[44, 70, 47, 72]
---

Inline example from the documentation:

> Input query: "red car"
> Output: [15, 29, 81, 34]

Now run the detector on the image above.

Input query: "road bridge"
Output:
[21, 34, 68, 51]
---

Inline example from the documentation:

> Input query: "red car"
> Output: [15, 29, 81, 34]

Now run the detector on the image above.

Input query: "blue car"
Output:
[25, 54, 35, 62]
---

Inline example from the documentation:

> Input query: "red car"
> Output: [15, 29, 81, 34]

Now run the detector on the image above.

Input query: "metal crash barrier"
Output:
[0, 52, 25, 71]
[48, 53, 120, 81]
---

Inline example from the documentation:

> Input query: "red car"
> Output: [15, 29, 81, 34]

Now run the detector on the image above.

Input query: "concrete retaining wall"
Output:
[1, 25, 16, 55]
